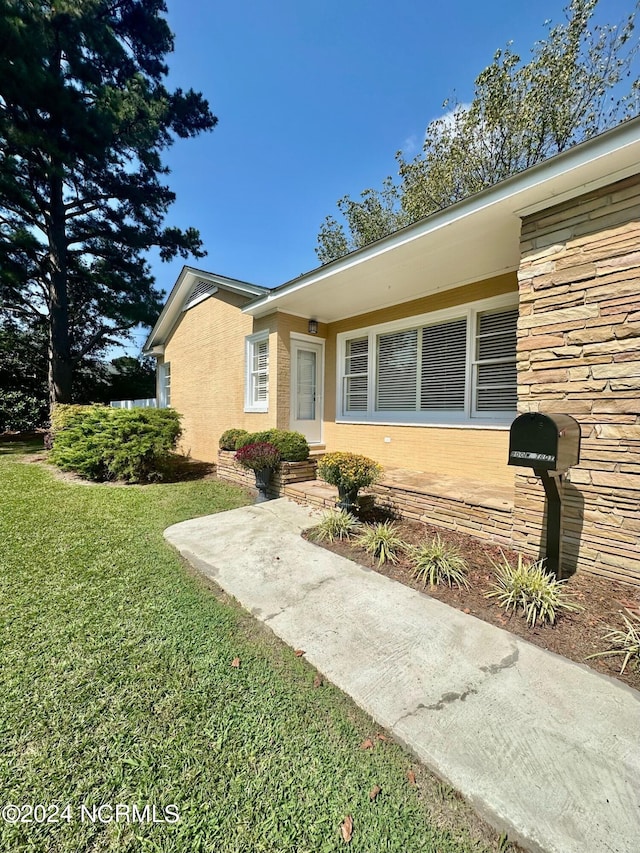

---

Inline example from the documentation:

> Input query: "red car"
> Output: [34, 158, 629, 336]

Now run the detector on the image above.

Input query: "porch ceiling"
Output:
[254, 205, 521, 324]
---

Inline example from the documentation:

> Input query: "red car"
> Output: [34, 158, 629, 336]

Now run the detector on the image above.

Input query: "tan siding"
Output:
[321, 273, 517, 487]
[515, 174, 640, 584]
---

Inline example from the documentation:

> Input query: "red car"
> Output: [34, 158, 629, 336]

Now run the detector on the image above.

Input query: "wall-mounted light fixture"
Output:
[308, 319, 318, 335]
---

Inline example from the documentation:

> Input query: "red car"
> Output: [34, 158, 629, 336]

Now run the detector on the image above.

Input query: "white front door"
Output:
[290, 336, 324, 444]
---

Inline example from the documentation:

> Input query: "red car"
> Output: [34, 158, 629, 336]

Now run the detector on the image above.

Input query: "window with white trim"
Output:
[338, 297, 517, 424]
[158, 362, 171, 408]
[245, 332, 269, 412]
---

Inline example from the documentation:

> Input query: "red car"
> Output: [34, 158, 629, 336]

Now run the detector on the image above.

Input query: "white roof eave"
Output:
[143, 266, 268, 353]
[243, 117, 640, 323]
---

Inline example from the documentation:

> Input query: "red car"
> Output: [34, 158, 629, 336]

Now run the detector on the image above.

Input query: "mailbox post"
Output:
[508, 413, 581, 579]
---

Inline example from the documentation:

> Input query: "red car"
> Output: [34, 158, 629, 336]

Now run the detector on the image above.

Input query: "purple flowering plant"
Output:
[234, 441, 281, 472]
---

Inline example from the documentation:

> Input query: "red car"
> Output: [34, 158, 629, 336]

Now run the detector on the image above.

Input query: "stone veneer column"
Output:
[515, 174, 640, 585]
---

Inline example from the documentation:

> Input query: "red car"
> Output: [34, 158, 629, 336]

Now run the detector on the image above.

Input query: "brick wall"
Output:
[322, 273, 518, 487]
[163, 290, 276, 462]
[515, 175, 640, 585]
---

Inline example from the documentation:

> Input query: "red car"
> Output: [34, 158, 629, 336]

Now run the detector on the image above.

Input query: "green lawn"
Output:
[0, 446, 501, 852]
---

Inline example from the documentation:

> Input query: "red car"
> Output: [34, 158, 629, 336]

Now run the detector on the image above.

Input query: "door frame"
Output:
[290, 332, 325, 445]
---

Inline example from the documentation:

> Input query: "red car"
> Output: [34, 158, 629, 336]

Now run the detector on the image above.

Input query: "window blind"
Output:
[344, 337, 368, 412]
[376, 329, 418, 410]
[252, 338, 269, 404]
[475, 308, 517, 412]
[420, 318, 467, 410]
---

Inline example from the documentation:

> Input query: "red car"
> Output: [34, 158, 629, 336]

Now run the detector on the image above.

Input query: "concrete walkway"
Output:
[165, 498, 640, 853]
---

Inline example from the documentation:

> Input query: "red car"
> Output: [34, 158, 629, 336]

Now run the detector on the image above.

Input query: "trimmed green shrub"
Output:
[50, 403, 94, 435]
[236, 429, 309, 461]
[219, 428, 249, 451]
[50, 405, 182, 483]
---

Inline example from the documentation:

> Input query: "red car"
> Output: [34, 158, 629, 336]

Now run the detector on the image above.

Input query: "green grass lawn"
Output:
[0, 446, 502, 852]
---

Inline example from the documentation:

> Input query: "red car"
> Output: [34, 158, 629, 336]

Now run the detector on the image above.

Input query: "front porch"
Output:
[284, 468, 515, 548]
[217, 449, 515, 549]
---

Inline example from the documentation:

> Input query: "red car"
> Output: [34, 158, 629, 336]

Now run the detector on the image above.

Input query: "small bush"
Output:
[50, 405, 182, 483]
[588, 609, 640, 674]
[308, 510, 361, 543]
[219, 428, 249, 451]
[485, 553, 581, 627]
[408, 535, 469, 589]
[357, 521, 406, 566]
[0, 390, 48, 432]
[235, 429, 309, 461]
[234, 442, 281, 471]
[317, 452, 381, 491]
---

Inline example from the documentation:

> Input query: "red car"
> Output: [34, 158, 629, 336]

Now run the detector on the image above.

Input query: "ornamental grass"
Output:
[486, 553, 581, 628]
[408, 535, 470, 590]
[307, 509, 361, 543]
[357, 521, 406, 566]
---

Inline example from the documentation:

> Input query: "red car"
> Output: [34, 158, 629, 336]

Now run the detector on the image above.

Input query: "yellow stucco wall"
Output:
[321, 273, 518, 487]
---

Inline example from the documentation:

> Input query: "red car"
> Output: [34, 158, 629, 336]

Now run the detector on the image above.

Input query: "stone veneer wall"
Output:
[283, 475, 514, 548]
[367, 482, 514, 547]
[217, 450, 318, 497]
[516, 175, 640, 586]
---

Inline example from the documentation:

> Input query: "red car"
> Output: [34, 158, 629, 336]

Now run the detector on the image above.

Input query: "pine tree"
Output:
[0, 0, 217, 403]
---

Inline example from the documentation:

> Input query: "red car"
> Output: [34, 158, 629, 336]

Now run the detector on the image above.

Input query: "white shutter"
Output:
[158, 362, 171, 408]
[344, 337, 368, 412]
[252, 338, 269, 405]
[420, 319, 467, 410]
[376, 329, 418, 410]
[474, 308, 517, 412]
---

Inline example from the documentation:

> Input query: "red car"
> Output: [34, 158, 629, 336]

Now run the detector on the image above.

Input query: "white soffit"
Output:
[244, 118, 640, 324]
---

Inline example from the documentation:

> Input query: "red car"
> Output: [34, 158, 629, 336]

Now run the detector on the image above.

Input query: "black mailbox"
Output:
[508, 413, 581, 579]
[508, 413, 580, 473]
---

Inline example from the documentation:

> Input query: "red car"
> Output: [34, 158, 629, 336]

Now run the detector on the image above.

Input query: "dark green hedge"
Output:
[0, 390, 48, 433]
[235, 429, 309, 462]
[219, 428, 249, 451]
[50, 404, 182, 483]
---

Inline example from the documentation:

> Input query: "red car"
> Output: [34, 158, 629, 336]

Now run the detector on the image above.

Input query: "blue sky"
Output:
[130, 0, 636, 353]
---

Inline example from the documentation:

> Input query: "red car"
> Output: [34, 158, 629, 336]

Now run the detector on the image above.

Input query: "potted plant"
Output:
[234, 441, 281, 502]
[317, 451, 382, 512]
